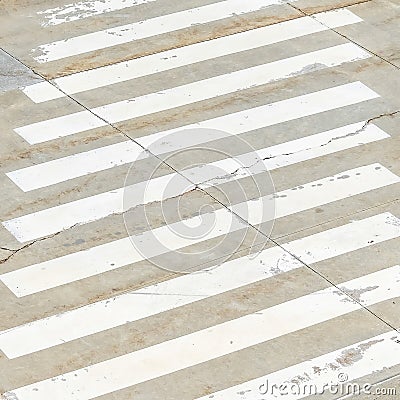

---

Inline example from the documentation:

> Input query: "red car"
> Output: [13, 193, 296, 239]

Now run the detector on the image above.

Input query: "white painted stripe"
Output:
[17, 44, 370, 143]
[33, 0, 285, 63]
[3, 173, 195, 242]
[195, 330, 400, 399]
[14, 79, 379, 148]
[24, 9, 363, 103]
[4, 124, 389, 242]
[8, 140, 141, 189]
[230, 163, 400, 226]
[1, 163, 398, 295]
[96, 44, 371, 123]
[11, 90, 379, 191]
[1, 210, 239, 297]
[14, 111, 107, 144]
[197, 123, 389, 187]
[0, 212, 398, 358]
[38, 0, 158, 26]
[7, 266, 400, 400]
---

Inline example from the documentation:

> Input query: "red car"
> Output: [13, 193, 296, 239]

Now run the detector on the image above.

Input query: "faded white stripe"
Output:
[1, 163, 398, 295]
[33, 0, 285, 63]
[7, 266, 400, 400]
[15, 80, 379, 144]
[0, 212, 398, 358]
[95, 44, 371, 124]
[24, 9, 363, 103]
[12, 83, 379, 189]
[38, 0, 158, 26]
[195, 330, 400, 399]
[4, 123, 389, 241]
[17, 45, 370, 143]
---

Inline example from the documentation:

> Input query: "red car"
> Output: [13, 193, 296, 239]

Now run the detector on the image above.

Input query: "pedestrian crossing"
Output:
[1, 1, 400, 399]
[23, 9, 362, 103]
[5, 266, 400, 400]
[11, 82, 380, 181]
[32, 0, 286, 63]
[0, 212, 398, 359]
[16, 45, 371, 144]
[3, 125, 391, 242]
[195, 330, 400, 399]
[38, 0, 159, 27]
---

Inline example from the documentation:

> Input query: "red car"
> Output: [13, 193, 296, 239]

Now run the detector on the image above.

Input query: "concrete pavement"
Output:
[0, 0, 400, 399]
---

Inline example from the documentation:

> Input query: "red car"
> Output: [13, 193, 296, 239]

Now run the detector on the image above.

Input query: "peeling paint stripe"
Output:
[95, 44, 371, 123]
[0, 212, 398, 358]
[14, 77, 378, 152]
[24, 9, 363, 103]
[3, 124, 389, 242]
[16, 44, 371, 144]
[5, 266, 400, 400]
[11, 83, 379, 189]
[1, 163, 398, 295]
[32, 0, 287, 63]
[230, 163, 400, 226]
[195, 330, 400, 399]
[38, 0, 158, 27]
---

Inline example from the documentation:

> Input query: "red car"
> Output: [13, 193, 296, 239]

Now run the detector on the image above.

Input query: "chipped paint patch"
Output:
[38, 0, 158, 26]
[32, 0, 281, 63]
[339, 286, 379, 302]
[196, 333, 400, 399]
[336, 339, 384, 367]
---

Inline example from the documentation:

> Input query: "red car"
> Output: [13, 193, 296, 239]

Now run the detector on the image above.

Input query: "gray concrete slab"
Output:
[334, 0, 400, 68]
[0, 49, 41, 93]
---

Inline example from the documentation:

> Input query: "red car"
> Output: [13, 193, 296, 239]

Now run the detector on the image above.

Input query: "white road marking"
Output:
[12, 86, 379, 191]
[17, 44, 371, 143]
[0, 212, 398, 358]
[230, 163, 399, 225]
[24, 9, 363, 103]
[38, 0, 158, 26]
[15, 110, 108, 144]
[4, 173, 195, 242]
[195, 330, 400, 399]
[198, 123, 389, 187]
[3, 123, 389, 241]
[6, 266, 400, 400]
[33, 0, 286, 63]
[1, 163, 398, 295]
[96, 44, 371, 123]
[14, 78, 379, 144]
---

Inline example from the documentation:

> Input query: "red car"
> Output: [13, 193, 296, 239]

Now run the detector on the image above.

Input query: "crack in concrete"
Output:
[128, 291, 205, 297]
[198, 109, 400, 186]
[0, 247, 14, 252]
[0, 226, 75, 266]
[1, 109, 398, 262]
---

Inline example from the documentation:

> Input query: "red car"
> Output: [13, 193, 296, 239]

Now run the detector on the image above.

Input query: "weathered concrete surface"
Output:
[0, 49, 41, 92]
[0, 1, 400, 399]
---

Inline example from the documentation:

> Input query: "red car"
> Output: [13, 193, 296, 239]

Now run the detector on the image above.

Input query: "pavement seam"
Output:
[10, 2, 365, 80]
[0, 1, 376, 81]
[287, 0, 400, 72]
